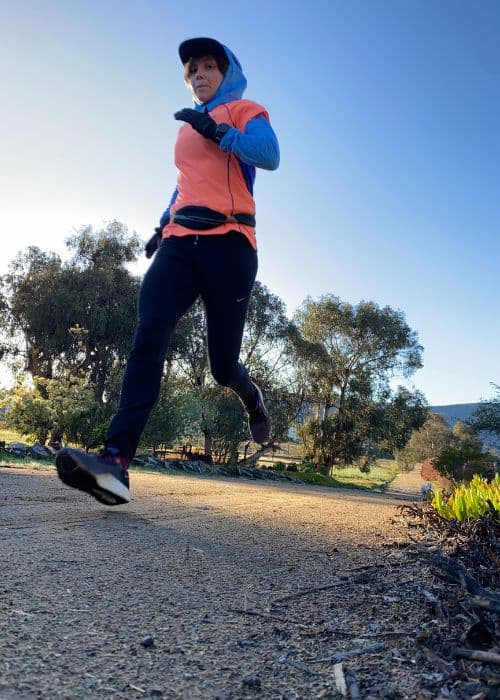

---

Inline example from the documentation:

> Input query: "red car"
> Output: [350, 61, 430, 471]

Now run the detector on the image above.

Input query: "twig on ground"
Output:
[128, 684, 146, 694]
[416, 547, 500, 613]
[345, 670, 362, 699]
[363, 629, 414, 638]
[422, 647, 457, 676]
[419, 587, 439, 604]
[272, 581, 346, 604]
[272, 566, 382, 605]
[341, 563, 385, 574]
[333, 663, 347, 695]
[227, 607, 307, 627]
[281, 657, 318, 675]
[418, 585, 446, 622]
[450, 647, 500, 665]
[309, 642, 386, 664]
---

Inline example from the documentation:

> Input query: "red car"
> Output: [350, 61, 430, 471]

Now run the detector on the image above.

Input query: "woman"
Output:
[56, 37, 280, 506]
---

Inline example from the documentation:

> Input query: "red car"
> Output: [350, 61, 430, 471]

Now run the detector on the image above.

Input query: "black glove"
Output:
[174, 108, 229, 144]
[145, 227, 162, 258]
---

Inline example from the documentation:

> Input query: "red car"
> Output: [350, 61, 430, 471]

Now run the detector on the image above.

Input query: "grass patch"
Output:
[0, 451, 54, 468]
[331, 459, 399, 491]
[0, 428, 54, 468]
[294, 471, 343, 487]
[0, 427, 36, 444]
[277, 459, 399, 491]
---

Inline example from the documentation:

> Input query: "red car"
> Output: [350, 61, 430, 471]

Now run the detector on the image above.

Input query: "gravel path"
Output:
[1, 464, 428, 699]
[383, 465, 426, 498]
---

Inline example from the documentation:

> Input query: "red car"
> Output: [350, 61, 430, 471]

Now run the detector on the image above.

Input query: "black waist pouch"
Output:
[172, 206, 255, 230]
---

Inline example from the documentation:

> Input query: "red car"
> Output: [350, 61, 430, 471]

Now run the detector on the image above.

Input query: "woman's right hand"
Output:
[145, 228, 162, 258]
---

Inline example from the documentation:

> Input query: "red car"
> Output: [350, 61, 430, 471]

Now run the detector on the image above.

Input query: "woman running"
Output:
[56, 37, 280, 505]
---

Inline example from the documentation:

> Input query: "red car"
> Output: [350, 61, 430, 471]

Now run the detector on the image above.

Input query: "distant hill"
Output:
[431, 403, 499, 453]
[431, 403, 479, 427]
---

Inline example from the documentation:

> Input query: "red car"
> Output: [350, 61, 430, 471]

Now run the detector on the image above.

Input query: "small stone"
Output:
[238, 639, 254, 648]
[242, 673, 262, 690]
[140, 635, 155, 648]
[150, 686, 164, 697]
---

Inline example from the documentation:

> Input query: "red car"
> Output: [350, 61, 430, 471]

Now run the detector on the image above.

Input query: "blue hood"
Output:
[192, 45, 247, 112]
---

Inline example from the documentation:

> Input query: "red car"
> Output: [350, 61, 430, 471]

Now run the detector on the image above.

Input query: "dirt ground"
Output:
[0, 463, 461, 699]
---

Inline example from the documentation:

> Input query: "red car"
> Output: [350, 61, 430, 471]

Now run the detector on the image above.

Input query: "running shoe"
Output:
[247, 383, 271, 444]
[56, 447, 130, 505]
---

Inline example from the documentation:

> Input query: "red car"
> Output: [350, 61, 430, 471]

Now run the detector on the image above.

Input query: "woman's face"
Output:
[187, 55, 224, 103]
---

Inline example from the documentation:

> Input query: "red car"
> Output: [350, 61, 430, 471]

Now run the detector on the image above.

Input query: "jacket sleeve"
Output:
[159, 188, 178, 227]
[218, 116, 280, 171]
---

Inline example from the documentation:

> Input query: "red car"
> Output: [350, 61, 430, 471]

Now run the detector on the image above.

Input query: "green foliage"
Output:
[1, 222, 140, 402]
[168, 299, 208, 388]
[470, 384, 500, 436]
[1, 247, 67, 377]
[296, 459, 398, 490]
[291, 295, 424, 472]
[431, 474, 500, 521]
[434, 447, 494, 482]
[243, 281, 293, 371]
[3, 376, 113, 448]
[200, 385, 248, 464]
[378, 387, 429, 454]
[0, 231, 431, 467]
[396, 413, 452, 470]
[1, 382, 52, 444]
[140, 380, 200, 452]
[297, 389, 426, 475]
[297, 471, 342, 487]
[298, 414, 338, 471]
[432, 420, 494, 483]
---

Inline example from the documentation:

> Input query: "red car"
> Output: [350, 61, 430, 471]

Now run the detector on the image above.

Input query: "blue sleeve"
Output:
[219, 116, 280, 171]
[159, 188, 178, 227]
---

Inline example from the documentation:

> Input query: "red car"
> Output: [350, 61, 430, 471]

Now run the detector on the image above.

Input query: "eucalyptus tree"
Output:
[292, 295, 424, 472]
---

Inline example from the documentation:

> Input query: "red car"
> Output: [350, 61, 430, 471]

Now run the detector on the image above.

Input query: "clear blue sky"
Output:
[1, 0, 499, 405]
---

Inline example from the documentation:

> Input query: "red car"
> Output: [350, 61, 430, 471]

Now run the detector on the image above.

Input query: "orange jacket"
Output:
[163, 100, 269, 250]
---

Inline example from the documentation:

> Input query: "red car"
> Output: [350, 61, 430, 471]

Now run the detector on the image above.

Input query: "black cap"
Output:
[178, 37, 226, 65]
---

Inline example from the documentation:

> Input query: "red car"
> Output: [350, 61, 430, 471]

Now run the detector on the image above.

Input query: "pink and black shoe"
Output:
[56, 447, 130, 506]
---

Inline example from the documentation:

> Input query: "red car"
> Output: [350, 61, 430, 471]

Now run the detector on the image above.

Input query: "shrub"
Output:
[431, 474, 499, 521]
[298, 471, 340, 487]
[420, 458, 452, 489]
[434, 447, 495, 483]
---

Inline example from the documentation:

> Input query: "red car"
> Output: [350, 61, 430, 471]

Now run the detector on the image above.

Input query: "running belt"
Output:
[171, 205, 255, 230]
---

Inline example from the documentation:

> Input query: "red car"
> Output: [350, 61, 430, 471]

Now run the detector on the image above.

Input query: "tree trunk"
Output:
[203, 430, 213, 459]
[331, 381, 348, 465]
[318, 452, 334, 476]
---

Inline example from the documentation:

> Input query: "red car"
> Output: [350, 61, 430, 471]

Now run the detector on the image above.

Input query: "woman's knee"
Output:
[210, 362, 239, 387]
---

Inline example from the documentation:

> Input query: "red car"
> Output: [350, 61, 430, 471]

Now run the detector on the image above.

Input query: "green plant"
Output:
[431, 474, 500, 521]
[298, 471, 342, 487]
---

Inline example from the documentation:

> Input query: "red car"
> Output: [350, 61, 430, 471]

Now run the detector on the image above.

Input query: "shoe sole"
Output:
[56, 448, 130, 506]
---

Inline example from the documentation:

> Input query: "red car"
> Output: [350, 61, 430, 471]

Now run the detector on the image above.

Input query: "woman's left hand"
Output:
[174, 108, 227, 144]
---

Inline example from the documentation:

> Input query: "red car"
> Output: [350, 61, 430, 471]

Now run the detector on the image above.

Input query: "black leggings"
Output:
[105, 231, 258, 459]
